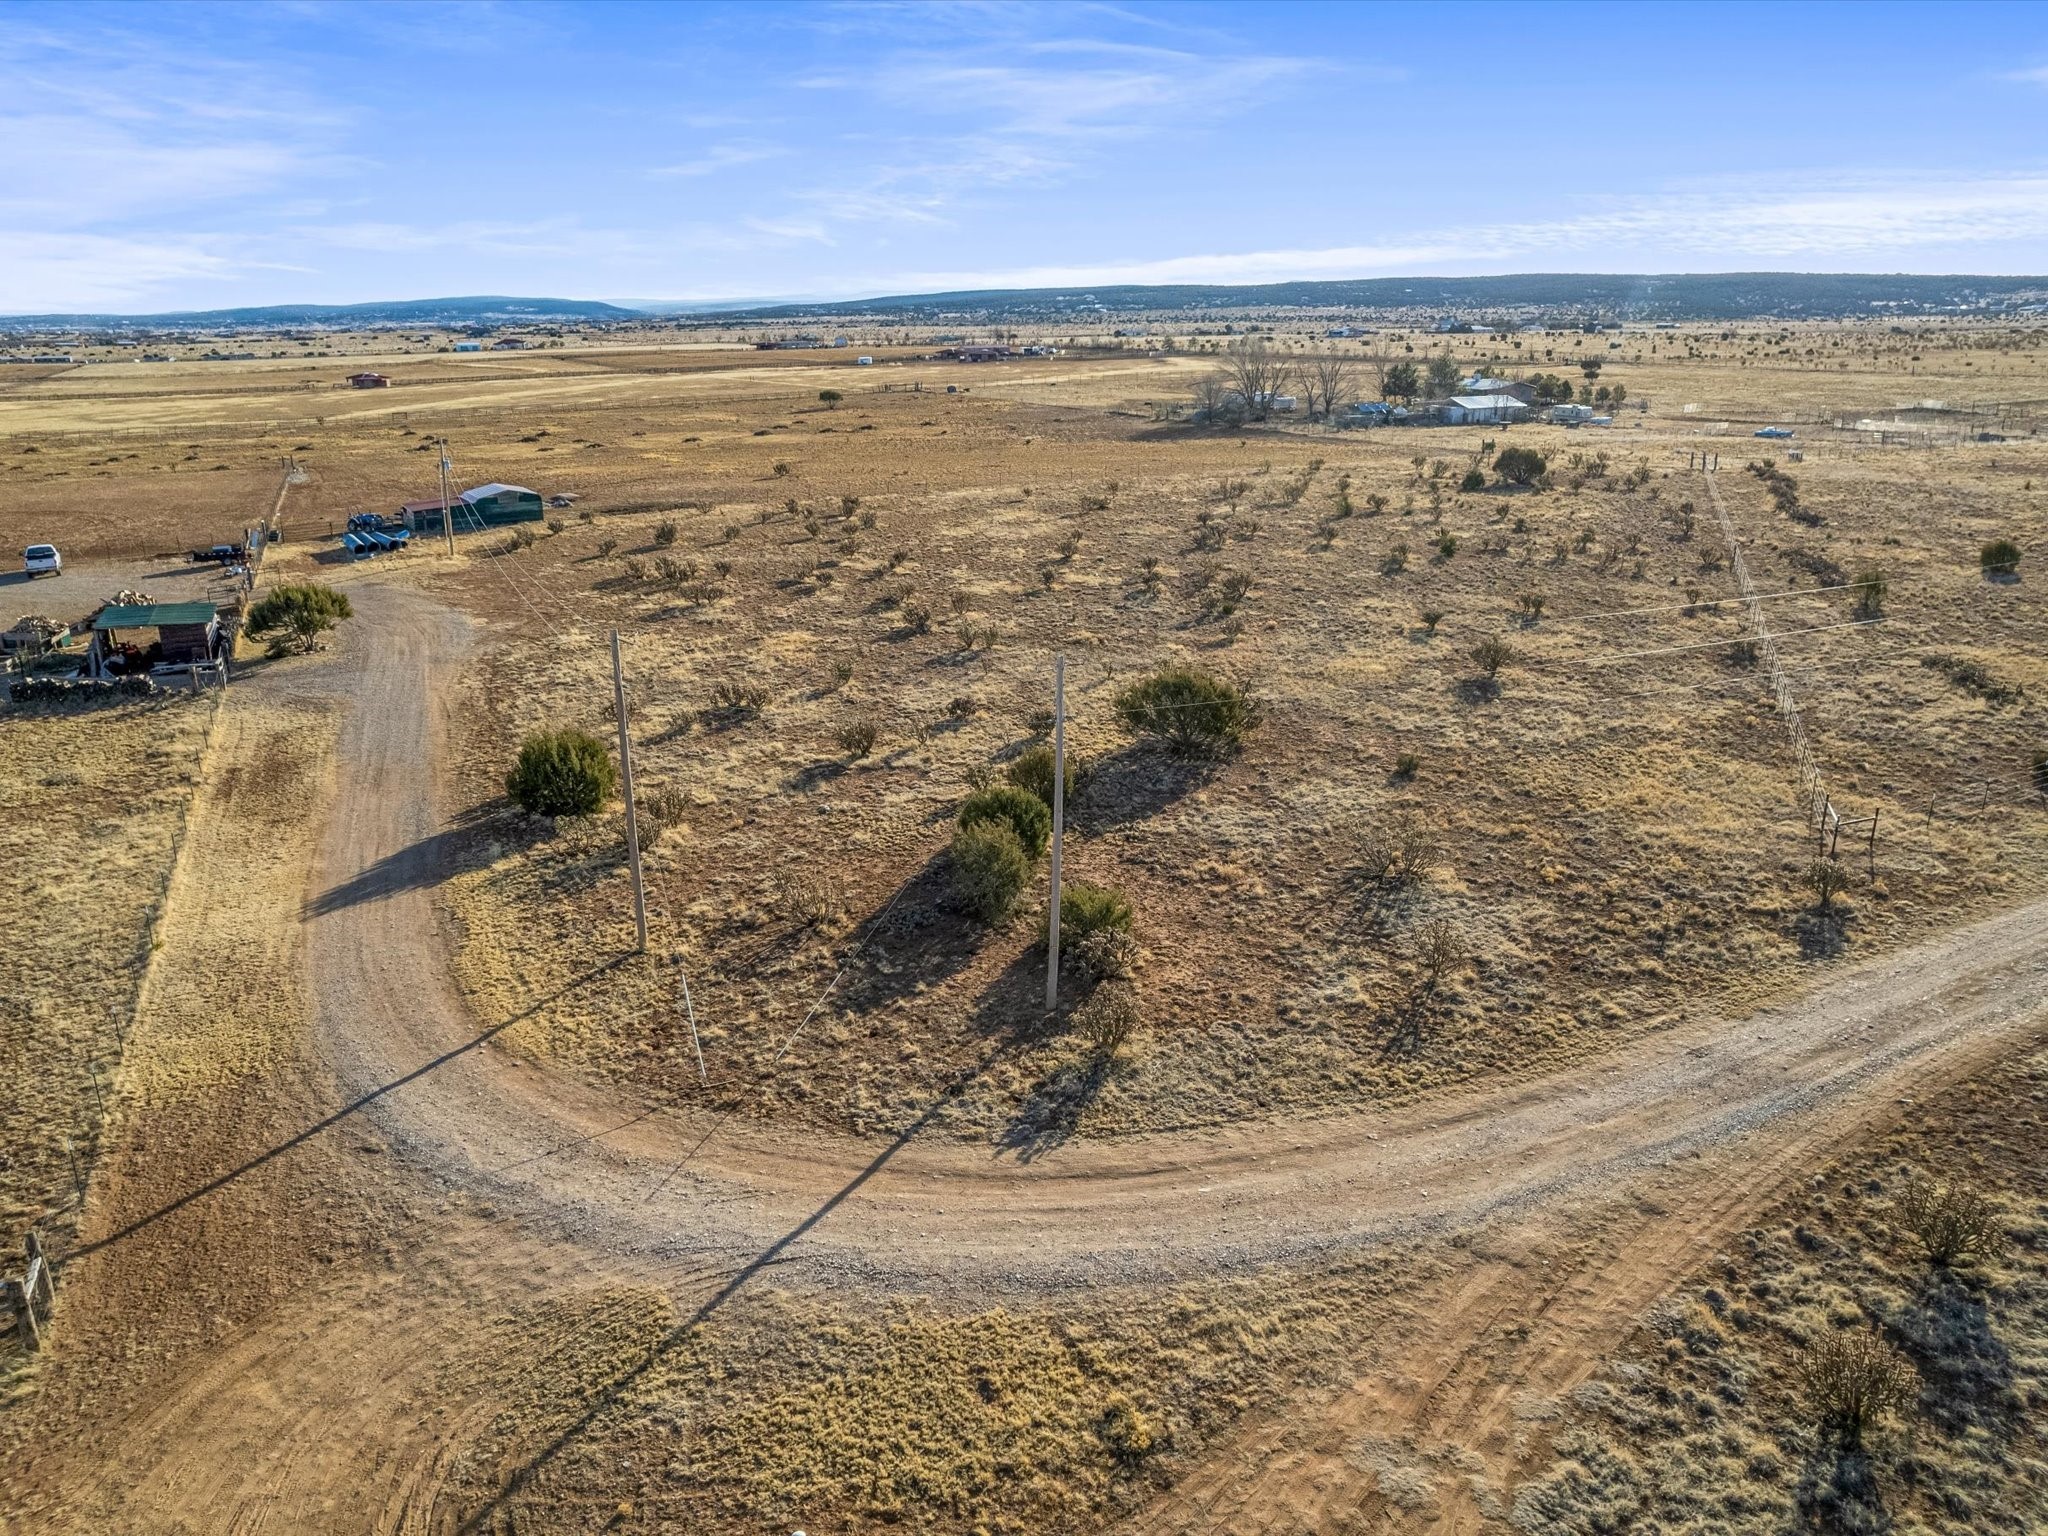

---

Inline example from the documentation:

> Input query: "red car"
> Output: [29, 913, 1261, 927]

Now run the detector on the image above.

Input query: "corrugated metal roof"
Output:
[1448, 395, 1526, 410]
[94, 602, 217, 630]
[460, 483, 538, 502]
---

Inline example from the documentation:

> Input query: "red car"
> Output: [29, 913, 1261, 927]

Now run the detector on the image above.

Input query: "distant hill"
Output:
[0, 295, 641, 331]
[712, 273, 2048, 323]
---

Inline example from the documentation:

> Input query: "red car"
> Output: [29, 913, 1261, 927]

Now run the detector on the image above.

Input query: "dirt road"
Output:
[15, 578, 2046, 1532]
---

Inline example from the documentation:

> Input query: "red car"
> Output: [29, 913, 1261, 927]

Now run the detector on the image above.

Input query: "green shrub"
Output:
[1458, 467, 1486, 493]
[1980, 538, 2021, 576]
[1494, 446, 1548, 486]
[1114, 664, 1261, 755]
[1050, 881, 1133, 947]
[951, 820, 1032, 922]
[506, 728, 617, 817]
[958, 785, 1051, 858]
[245, 583, 352, 654]
[1850, 566, 1888, 618]
[1005, 744, 1082, 808]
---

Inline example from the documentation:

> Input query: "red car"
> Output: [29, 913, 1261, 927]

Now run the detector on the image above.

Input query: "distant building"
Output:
[399, 483, 544, 533]
[491, 337, 529, 350]
[1460, 377, 1538, 404]
[348, 371, 391, 389]
[1443, 395, 1529, 425]
[453, 341, 483, 352]
[1549, 403, 1595, 425]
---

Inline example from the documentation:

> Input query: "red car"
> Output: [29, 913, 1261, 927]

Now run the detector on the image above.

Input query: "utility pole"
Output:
[437, 438, 456, 555]
[1045, 652, 1066, 1011]
[612, 630, 648, 953]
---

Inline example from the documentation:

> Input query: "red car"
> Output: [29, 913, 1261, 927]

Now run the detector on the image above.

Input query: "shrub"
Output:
[1516, 591, 1547, 622]
[1979, 538, 2021, 576]
[958, 785, 1051, 859]
[1417, 607, 1443, 635]
[1114, 664, 1261, 755]
[1806, 857, 1850, 912]
[1798, 1329, 1918, 1447]
[836, 718, 880, 758]
[1412, 919, 1465, 990]
[1006, 743, 1081, 808]
[1435, 531, 1458, 559]
[1354, 815, 1441, 888]
[1892, 1174, 2007, 1267]
[653, 518, 678, 547]
[1471, 634, 1513, 679]
[818, 389, 842, 408]
[1393, 751, 1420, 780]
[506, 728, 617, 817]
[637, 781, 689, 845]
[951, 820, 1032, 923]
[1074, 927, 1139, 982]
[1494, 446, 1548, 486]
[1077, 984, 1141, 1062]
[596, 536, 617, 559]
[1051, 881, 1133, 947]
[1850, 566, 1888, 618]
[1458, 467, 1486, 493]
[246, 583, 353, 654]
[902, 602, 933, 635]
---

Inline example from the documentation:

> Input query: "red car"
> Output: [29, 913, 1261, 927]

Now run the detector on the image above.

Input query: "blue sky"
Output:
[6, 0, 2048, 313]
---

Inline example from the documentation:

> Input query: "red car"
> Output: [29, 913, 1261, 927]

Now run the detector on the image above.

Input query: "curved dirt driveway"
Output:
[311, 582, 2048, 1290]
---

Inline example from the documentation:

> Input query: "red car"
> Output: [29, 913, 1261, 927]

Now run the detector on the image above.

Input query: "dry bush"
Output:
[1806, 857, 1850, 912]
[707, 680, 770, 720]
[652, 518, 678, 547]
[1797, 1329, 1918, 1447]
[776, 869, 842, 928]
[1074, 927, 1140, 983]
[836, 717, 881, 759]
[1412, 919, 1466, 991]
[902, 602, 934, 635]
[636, 782, 689, 845]
[1353, 815, 1442, 889]
[1076, 983, 1141, 1062]
[1892, 1173, 2007, 1268]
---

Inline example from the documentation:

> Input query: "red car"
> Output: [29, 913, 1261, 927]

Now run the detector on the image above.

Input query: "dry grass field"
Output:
[2, 319, 2045, 1533]
[0, 698, 212, 1281]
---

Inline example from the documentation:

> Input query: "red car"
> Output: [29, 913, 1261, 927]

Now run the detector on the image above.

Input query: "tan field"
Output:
[2, 322, 2045, 1532]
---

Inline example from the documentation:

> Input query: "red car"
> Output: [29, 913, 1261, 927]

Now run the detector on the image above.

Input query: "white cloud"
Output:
[801, 172, 2048, 297]
[0, 232, 245, 312]
[2003, 64, 2048, 85]
[650, 141, 790, 178]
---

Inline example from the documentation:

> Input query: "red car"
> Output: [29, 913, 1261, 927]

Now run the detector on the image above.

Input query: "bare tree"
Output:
[1222, 336, 1292, 421]
[1191, 373, 1240, 425]
[1302, 352, 1364, 420]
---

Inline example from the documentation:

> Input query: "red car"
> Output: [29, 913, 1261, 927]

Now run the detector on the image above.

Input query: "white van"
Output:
[23, 544, 61, 578]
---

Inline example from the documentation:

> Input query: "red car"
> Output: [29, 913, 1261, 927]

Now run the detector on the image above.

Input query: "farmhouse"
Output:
[1442, 395, 1530, 425]
[1460, 376, 1538, 404]
[491, 337, 530, 350]
[348, 372, 391, 389]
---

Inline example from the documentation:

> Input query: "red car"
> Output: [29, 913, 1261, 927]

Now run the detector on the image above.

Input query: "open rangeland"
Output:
[1, 325, 2044, 1533]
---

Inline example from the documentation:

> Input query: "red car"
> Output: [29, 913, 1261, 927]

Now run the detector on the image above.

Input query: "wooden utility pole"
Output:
[1045, 653, 1066, 1011]
[612, 630, 648, 953]
[437, 439, 456, 555]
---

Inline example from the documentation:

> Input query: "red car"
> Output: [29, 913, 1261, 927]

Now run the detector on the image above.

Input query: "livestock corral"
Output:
[1, 323, 2045, 1533]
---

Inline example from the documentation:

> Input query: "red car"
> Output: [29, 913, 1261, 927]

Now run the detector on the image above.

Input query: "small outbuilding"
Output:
[87, 601, 222, 677]
[348, 371, 391, 389]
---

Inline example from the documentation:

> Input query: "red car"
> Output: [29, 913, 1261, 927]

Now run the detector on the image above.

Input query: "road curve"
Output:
[303, 581, 2048, 1295]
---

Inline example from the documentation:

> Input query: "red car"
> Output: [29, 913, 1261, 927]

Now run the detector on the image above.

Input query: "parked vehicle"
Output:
[23, 543, 61, 578]
[187, 543, 249, 564]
